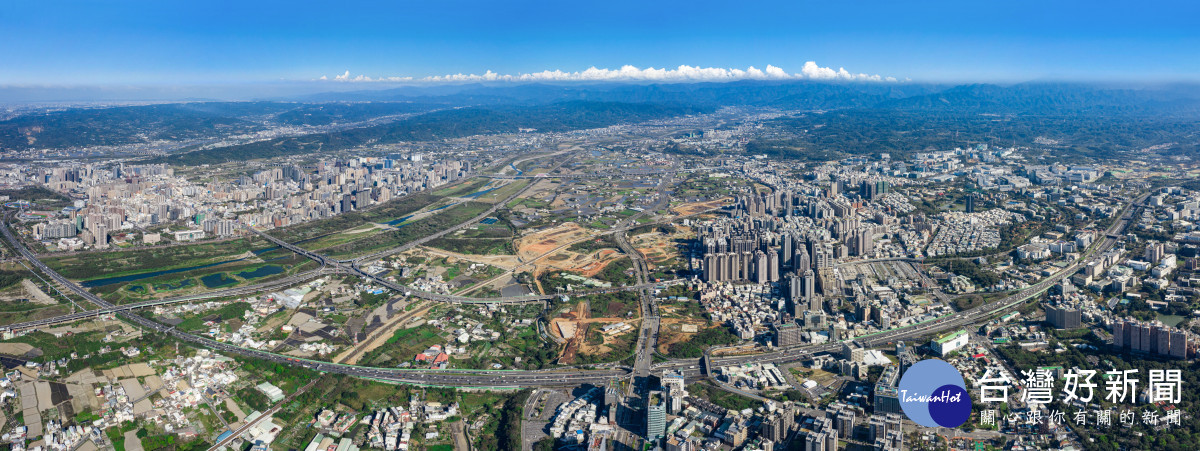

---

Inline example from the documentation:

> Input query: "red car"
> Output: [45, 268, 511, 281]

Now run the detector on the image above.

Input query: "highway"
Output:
[0, 267, 335, 331]
[1, 213, 630, 387]
[0, 185, 1143, 390]
[654, 193, 1144, 376]
[482, 166, 715, 180]
[345, 154, 577, 264]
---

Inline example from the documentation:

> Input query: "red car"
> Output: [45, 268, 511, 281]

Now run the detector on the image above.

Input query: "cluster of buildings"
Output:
[18, 155, 473, 251]
[348, 397, 457, 450]
[1111, 318, 1193, 359]
[712, 363, 790, 391]
[547, 388, 613, 445]
[926, 209, 1024, 257]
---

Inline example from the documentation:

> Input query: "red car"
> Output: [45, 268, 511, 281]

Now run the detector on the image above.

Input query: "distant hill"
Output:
[302, 80, 943, 110]
[151, 100, 712, 165]
[274, 102, 437, 126]
[0, 101, 440, 150]
[0, 104, 261, 150]
[303, 81, 1200, 116]
[5, 80, 1200, 158]
[876, 82, 1200, 116]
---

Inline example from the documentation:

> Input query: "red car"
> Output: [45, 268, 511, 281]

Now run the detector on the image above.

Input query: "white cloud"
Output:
[323, 62, 896, 83]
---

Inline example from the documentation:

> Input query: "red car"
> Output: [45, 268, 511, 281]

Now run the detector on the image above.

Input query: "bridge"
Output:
[0, 185, 1145, 389]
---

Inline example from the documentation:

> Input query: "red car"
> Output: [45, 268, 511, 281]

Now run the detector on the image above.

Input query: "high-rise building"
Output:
[774, 322, 803, 347]
[805, 432, 833, 451]
[1170, 330, 1190, 359]
[787, 273, 803, 307]
[767, 249, 780, 282]
[782, 234, 794, 269]
[795, 248, 811, 274]
[761, 414, 787, 443]
[870, 414, 904, 451]
[835, 409, 856, 439]
[1111, 318, 1192, 359]
[1045, 305, 1082, 329]
[803, 269, 816, 300]
[755, 250, 769, 284]
[1145, 241, 1165, 264]
[662, 372, 687, 414]
[873, 365, 902, 414]
[843, 342, 864, 363]
[647, 391, 666, 442]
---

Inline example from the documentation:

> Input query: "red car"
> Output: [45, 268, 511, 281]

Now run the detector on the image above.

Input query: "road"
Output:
[2, 212, 631, 387]
[0, 188, 1143, 390]
[346, 154, 577, 264]
[616, 165, 676, 382]
[0, 267, 335, 331]
[653, 192, 1144, 375]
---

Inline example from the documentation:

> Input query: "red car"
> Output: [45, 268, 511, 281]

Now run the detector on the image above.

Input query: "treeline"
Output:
[274, 102, 436, 126]
[594, 258, 637, 286]
[568, 235, 621, 254]
[666, 326, 739, 358]
[0, 186, 73, 207]
[936, 259, 1002, 288]
[425, 238, 514, 255]
[176, 302, 250, 331]
[0, 270, 26, 291]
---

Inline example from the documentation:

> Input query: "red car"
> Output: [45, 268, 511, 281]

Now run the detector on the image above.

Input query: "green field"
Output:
[323, 201, 493, 259]
[44, 237, 274, 280]
[426, 238, 514, 255]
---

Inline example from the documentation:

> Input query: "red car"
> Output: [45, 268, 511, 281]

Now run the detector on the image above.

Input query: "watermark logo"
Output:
[898, 359, 971, 428]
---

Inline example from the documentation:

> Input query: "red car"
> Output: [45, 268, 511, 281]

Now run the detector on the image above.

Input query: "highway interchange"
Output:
[0, 172, 1144, 389]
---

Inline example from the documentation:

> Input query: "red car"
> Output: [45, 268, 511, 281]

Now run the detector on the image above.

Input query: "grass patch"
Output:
[426, 238, 514, 255]
[686, 382, 761, 411]
[323, 201, 493, 258]
[176, 302, 250, 331]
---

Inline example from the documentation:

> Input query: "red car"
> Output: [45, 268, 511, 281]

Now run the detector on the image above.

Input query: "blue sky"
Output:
[2, 0, 1198, 85]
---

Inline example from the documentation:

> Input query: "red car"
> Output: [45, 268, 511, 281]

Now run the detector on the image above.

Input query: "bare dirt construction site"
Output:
[548, 301, 637, 364]
[516, 222, 626, 279]
[416, 246, 522, 270]
[655, 315, 715, 354]
[669, 198, 731, 217]
[515, 222, 593, 261]
[629, 225, 691, 271]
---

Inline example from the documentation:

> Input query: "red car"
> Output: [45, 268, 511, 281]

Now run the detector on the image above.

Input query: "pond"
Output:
[235, 265, 285, 279]
[200, 273, 238, 288]
[81, 257, 249, 287]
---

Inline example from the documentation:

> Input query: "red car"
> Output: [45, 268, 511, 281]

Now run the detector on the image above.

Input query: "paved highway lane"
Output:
[0, 267, 335, 331]
[0, 190, 1143, 389]
[1, 214, 632, 387]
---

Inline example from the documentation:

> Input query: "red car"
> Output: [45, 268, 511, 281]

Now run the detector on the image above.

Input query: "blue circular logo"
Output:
[898, 359, 971, 428]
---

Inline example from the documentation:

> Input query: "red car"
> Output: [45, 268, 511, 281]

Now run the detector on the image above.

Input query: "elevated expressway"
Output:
[1, 216, 628, 387]
[0, 181, 1143, 389]
[657, 192, 1145, 375]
